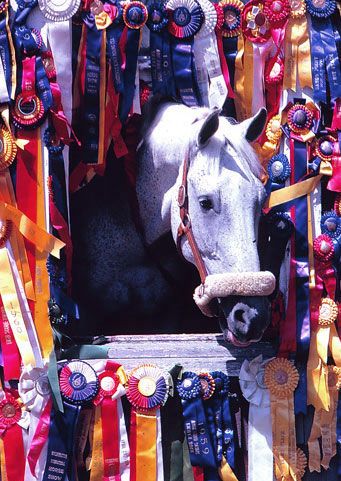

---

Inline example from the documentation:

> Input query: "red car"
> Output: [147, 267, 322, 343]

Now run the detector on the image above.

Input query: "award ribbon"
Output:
[308, 365, 341, 472]
[264, 358, 302, 481]
[167, 0, 204, 106]
[19, 366, 52, 481]
[90, 360, 130, 481]
[0, 390, 26, 481]
[239, 356, 273, 481]
[126, 364, 170, 481]
[43, 360, 99, 481]
[283, 0, 312, 91]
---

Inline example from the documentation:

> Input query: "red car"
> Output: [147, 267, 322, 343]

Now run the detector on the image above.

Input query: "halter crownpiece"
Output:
[193, 271, 276, 316]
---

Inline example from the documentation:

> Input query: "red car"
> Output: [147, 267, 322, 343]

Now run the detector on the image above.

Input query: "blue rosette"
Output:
[210, 371, 229, 396]
[123, 1, 148, 29]
[59, 360, 99, 405]
[305, 0, 336, 18]
[320, 211, 341, 239]
[267, 153, 291, 184]
[167, 0, 204, 38]
[147, 2, 169, 32]
[177, 371, 202, 399]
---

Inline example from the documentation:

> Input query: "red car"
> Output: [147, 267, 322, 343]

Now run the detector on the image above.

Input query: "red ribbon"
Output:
[21, 56, 36, 102]
[101, 398, 121, 479]
[27, 398, 52, 477]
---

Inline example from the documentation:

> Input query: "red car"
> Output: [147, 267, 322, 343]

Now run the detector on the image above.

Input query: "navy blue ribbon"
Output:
[119, 28, 140, 122]
[150, 31, 176, 97]
[36, 56, 53, 111]
[42, 402, 80, 481]
[181, 396, 217, 468]
[292, 138, 310, 415]
[310, 17, 341, 103]
[106, 23, 125, 94]
[171, 37, 200, 107]
[222, 396, 234, 468]
[0, 16, 11, 101]
[82, 25, 102, 164]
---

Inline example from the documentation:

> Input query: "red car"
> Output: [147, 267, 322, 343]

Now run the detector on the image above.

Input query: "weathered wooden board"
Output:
[63, 334, 276, 375]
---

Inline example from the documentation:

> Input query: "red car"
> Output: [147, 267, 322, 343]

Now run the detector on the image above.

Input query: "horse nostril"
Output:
[234, 309, 246, 324]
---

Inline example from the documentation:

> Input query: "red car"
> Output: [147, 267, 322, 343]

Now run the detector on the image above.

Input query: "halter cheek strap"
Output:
[177, 152, 208, 284]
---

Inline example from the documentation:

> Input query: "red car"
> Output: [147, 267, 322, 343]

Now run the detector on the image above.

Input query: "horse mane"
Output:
[141, 96, 262, 179]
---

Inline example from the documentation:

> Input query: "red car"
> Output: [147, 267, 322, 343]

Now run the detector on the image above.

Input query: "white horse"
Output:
[136, 99, 275, 346]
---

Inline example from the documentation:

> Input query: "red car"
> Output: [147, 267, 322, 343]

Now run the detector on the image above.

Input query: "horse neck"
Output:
[136, 105, 193, 245]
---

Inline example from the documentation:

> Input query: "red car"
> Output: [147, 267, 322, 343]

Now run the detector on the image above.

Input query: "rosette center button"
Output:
[138, 377, 157, 397]
[2, 403, 16, 419]
[274, 369, 289, 385]
[70, 372, 87, 391]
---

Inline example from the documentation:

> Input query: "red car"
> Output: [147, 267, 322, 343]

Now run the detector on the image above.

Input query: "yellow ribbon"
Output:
[0, 248, 37, 367]
[265, 175, 322, 209]
[0, 172, 35, 301]
[218, 456, 239, 481]
[89, 406, 104, 480]
[34, 133, 53, 360]
[5, 11, 16, 100]
[136, 411, 157, 481]
[234, 35, 245, 122]
[95, 11, 113, 29]
[0, 202, 65, 258]
[284, 16, 312, 91]
[0, 438, 8, 481]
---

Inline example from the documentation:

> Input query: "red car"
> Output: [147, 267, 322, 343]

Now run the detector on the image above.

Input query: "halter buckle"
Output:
[177, 184, 186, 208]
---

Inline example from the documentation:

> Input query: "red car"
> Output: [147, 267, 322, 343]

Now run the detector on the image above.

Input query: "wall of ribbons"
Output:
[0, 0, 340, 479]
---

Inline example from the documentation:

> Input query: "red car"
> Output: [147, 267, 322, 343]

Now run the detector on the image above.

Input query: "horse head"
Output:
[171, 107, 275, 345]
[138, 102, 275, 345]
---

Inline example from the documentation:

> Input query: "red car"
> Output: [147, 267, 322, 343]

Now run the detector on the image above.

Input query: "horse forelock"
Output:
[141, 101, 262, 181]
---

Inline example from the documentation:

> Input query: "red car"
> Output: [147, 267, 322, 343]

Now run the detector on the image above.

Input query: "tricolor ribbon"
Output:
[127, 364, 170, 481]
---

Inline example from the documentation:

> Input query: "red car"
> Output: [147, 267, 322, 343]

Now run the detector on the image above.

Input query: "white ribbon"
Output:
[156, 409, 164, 481]
[19, 366, 50, 481]
[7, 243, 43, 368]
[239, 356, 274, 481]
[251, 39, 273, 115]
[194, 0, 227, 108]
[0, 56, 9, 104]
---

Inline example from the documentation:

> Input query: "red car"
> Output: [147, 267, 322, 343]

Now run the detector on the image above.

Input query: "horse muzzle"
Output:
[193, 271, 275, 346]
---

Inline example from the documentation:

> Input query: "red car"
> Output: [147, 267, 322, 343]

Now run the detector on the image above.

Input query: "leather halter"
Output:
[177, 152, 208, 284]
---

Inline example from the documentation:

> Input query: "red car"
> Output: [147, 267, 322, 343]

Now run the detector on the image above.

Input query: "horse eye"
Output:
[199, 198, 213, 211]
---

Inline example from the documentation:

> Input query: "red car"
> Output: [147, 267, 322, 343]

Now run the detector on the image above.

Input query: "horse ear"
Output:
[242, 108, 267, 142]
[196, 108, 221, 148]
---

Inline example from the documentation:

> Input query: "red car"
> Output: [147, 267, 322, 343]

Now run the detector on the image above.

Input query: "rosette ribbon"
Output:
[307, 298, 341, 430]
[177, 372, 221, 477]
[264, 358, 301, 481]
[147, 2, 176, 98]
[166, 0, 204, 106]
[203, 371, 238, 481]
[126, 364, 170, 481]
[89, 360, 130, 481]
[308, 365, 341, 472]
[42, 360, 99, 481]
[193, 0, 228, 109]
[0, 390, 26, 481]
[19, 366, 52, 481]
[239, 356, 273, 481]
